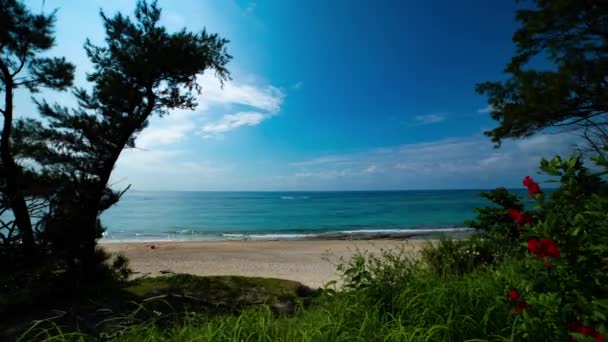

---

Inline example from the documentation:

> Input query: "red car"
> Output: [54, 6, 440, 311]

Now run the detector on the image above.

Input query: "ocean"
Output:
[100, 189, 529, 242]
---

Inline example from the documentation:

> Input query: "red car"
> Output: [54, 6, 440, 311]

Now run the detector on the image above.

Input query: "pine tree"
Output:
[0, 0, 74, 252]
[17, 0, 231, 273]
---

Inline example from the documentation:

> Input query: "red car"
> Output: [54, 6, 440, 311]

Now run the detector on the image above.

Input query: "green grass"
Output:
[114, 261, 524, 342]
[10, 246, 532, 341]
[126, 274, 310, 305]
[8, 274, 316, 341]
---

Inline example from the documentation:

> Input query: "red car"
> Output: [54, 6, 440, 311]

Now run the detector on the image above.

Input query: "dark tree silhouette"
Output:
[0, 0, 75, 252]
[476, 1, 608, 152]
[16, 0, 231, 273]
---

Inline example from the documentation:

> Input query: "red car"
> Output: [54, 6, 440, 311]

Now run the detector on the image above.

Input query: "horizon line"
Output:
[123, 188, 547, 193]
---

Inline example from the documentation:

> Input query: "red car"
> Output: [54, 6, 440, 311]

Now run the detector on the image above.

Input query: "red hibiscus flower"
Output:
[508, 288, 520, 302]
[527, 238, 560, 259]
[528, 238, 541, 254]
[540, 239, 560, 258]
[523, 176, 542, 198]
[508, 209, 532, 225]
[569, 321, 605, 342]
[508, 288, 528, 314]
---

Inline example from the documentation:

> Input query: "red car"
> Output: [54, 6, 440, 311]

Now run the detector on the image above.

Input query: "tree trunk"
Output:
[0, 74, 34, 253]
[73, 89, 156, 276]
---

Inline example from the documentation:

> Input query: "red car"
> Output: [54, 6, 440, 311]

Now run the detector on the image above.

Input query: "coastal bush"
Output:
[418, 187, 527, 277]
[108, 253, 133, 282]
[419, 234, 511, 276]
[503, 156, 608, 341]
[337, 246, 419, 312]
[467, 187, 529, 243]
[410, 155, 607, 341]
[333, 155, 608, 341]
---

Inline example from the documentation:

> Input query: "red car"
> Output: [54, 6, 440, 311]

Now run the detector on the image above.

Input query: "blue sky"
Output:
[18, 0, 578, 190]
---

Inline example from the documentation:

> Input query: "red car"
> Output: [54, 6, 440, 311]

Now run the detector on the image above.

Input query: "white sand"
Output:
[101, 239, 429, 288]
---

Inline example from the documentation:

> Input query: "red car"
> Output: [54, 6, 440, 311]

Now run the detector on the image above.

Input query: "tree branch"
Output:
[11, 55, 27, 78]
[117, 184, 132, 199]
[13, 78, 37, 87]
[551, 111, 608, 128]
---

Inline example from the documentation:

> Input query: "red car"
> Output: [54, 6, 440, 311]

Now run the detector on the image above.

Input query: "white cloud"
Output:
[195, 73, 285, 138]
[290, 155, 351, 167]
[413, 113, 447, 125]
[112, 149, 232, 191]
[197, 72, 284, 113]
[282, 132, 581, 190]
[136, 109, 196, 149]
[292, 81, 303, 90]
[478, 104, 495, 113]
[201, 111, 266, 136]
[133, 73, 285, 146]
[113, 73, 285, 189]
[363, 164, 378, 174]
[291, 165, 383, 180]
[294, 169, 350, 179]
[516, 133, 580, 153]
[114, 130, 584, 191]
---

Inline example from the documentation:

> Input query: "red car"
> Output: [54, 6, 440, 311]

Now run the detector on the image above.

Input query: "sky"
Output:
[16, 0, 581, 191]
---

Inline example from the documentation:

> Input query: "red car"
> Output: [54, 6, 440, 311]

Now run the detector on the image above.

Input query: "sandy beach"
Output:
[101, 239, 429, 288]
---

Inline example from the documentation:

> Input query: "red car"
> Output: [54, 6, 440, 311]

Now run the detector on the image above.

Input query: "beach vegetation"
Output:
[6, 274, 316, 341]
[106, 156, 607, 341]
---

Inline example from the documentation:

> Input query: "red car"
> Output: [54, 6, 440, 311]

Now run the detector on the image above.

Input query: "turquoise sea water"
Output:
[100, 190, 529, 242]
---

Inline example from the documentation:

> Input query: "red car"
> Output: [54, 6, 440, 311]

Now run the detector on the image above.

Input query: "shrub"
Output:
[506, 156, 608, 341]
[419, 187, 526, 277]
[420, 233, 514, 276]
[467, 187, 528, 243]
[109, 253, 133, 282]
[338, 246, 420, 312]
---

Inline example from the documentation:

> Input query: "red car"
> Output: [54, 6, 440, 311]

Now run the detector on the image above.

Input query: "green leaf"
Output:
[592, 310, 607, 321]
